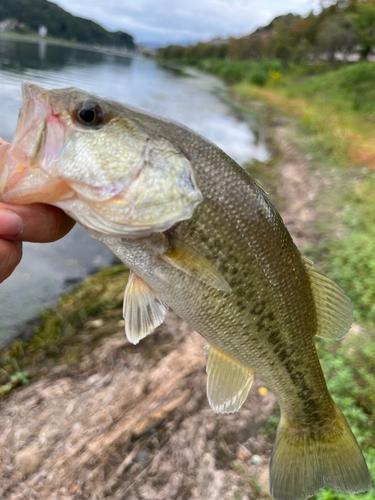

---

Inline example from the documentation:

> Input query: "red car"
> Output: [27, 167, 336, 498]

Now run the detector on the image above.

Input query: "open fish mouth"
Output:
[0, 83, 73, 204]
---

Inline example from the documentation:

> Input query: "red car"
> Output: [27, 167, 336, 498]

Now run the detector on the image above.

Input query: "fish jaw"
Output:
[0, 83, 74, 204]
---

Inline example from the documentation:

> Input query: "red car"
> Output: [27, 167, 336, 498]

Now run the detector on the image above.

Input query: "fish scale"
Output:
[163, 155, 325, 420]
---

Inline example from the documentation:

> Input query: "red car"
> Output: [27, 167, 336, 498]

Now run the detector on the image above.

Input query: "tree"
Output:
[351, 2, 375, 59]
[315, 13, 356, 61]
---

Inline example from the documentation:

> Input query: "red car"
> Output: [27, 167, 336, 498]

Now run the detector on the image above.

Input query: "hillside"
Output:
[0, 0, 135, 49]
[158, 0, 375, 63]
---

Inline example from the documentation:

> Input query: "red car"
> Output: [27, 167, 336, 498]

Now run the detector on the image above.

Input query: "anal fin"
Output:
[206, 345, 254, 414]
[303, 257, 353, 340]
[123, 272, 168, 345]
[161, 237, 231, 293]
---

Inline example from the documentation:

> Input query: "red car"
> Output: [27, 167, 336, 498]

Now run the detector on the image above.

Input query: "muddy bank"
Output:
[1, 314, 275, 500]
[0, 103, 320, 499]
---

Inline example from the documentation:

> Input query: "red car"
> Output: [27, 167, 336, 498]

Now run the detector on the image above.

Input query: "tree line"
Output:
[158, 0, 375, 64]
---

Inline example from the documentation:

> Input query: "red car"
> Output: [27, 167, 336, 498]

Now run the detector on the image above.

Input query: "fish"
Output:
[0, 83, 371, 500]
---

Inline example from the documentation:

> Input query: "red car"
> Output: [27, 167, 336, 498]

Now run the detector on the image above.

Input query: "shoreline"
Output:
[0, 31, 138, 58]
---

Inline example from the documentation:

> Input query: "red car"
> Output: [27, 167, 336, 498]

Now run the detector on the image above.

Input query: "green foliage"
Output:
[318, 176, 375, 324]
[350, 1, 375, 59]
[231, 61, 375, 169]
[230, 461, 246, 474]
[285, 62, 375, 120]
[313, 333, 375, 500]
[0, 0, 134, 48]
[0, 371, 29, 396]
[177, 58, 285, 87]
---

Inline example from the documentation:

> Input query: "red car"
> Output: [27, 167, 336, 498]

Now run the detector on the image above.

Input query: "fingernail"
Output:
[0, 210, 23, 236]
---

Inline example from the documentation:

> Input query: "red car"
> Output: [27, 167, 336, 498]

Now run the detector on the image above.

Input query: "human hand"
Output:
[0, 203, 75, 283]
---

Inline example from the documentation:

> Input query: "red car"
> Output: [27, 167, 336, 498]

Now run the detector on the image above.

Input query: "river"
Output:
[0, 38, 270, 348]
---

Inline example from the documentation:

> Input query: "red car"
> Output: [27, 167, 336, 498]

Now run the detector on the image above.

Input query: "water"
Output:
[0, 38, 270, 348]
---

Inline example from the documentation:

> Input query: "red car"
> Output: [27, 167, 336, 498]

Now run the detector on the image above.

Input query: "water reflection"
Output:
[38, 41, 46, 60]
[0, 38, 108, 72]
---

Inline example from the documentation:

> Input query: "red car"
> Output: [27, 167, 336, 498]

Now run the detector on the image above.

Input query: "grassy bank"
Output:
[172, 58, 375, 168]
[236, 63, 375, 168]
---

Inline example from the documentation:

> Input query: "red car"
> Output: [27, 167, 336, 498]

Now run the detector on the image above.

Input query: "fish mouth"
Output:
[10, 83, 50, 166]
[0, 83, 74, 204]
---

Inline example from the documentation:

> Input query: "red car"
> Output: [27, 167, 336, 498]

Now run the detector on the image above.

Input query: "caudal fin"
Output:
[269, 405, 371, 500]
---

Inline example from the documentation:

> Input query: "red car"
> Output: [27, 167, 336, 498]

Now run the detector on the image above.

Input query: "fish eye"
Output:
[75, 101, 105, 127]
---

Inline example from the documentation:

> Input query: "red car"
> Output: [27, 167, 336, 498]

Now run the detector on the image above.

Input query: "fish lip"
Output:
[0, 139, 11, 195]
[8, 82, 50, 166]
[23, 83, 48, 165]
[21, 81, 47, 104]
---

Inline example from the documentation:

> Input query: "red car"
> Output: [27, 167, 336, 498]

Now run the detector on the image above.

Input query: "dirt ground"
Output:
[0, 109, 320, 499]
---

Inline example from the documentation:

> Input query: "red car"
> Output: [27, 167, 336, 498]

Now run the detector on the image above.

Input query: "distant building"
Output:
[38, 25, 48, 37]
[0, 18, 18, 32]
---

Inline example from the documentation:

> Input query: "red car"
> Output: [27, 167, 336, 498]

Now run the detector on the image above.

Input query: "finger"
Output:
[0, 239, 22, 283]
[0, 203, 75, 243]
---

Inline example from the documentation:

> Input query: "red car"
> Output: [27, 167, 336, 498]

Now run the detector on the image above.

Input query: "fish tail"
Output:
[269, 405, 371, 500]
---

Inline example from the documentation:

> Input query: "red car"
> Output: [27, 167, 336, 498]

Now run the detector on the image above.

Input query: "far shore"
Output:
[0, 31, 138, 58]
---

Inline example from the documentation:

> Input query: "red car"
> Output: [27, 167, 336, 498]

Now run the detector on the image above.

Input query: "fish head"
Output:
[0, 83, 202, 236]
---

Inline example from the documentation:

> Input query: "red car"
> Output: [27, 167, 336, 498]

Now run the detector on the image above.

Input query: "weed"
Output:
[0, 265, 128, 394]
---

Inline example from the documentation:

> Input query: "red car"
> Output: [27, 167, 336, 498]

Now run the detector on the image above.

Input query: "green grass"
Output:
[235, 62, 375, 168]
[314, 334, 375, 500]
[284, 63, 375, 121]
[319, 177, 375, 324]
[161, 57, 285, 86]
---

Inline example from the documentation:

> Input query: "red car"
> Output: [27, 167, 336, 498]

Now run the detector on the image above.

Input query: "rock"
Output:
[14, 443, 43, 477]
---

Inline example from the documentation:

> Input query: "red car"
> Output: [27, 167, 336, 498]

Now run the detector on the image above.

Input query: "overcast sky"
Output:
[54, 0, 321, 47]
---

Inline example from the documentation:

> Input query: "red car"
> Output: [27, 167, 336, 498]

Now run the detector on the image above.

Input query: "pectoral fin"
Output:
[303, 257, 353, 340]
[161, 237, 231, 293]
[123, 272, 168, 345]
[206, 345, 254, 413]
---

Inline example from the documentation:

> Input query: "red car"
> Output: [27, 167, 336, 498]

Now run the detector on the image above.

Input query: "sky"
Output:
[54, 0, 322, 47]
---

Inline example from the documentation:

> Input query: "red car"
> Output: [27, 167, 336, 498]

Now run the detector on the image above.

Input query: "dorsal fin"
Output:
[303, 257, 353, 340]
[206, 345, 254, 414]
[123, 271, 168, 345]
[160, 237, 231, 293]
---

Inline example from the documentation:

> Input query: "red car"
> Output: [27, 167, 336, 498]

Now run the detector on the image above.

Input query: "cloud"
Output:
[54, 0, 319, 46]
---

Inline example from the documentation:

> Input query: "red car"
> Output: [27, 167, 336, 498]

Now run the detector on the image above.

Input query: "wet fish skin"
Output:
[0, 84, 371, 500]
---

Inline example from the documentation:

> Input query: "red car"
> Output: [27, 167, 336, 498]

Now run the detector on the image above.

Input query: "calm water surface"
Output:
[0, 38, 270, 347]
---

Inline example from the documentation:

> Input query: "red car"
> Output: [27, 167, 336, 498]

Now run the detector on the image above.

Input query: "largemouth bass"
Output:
[0, 83, 371, 500]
